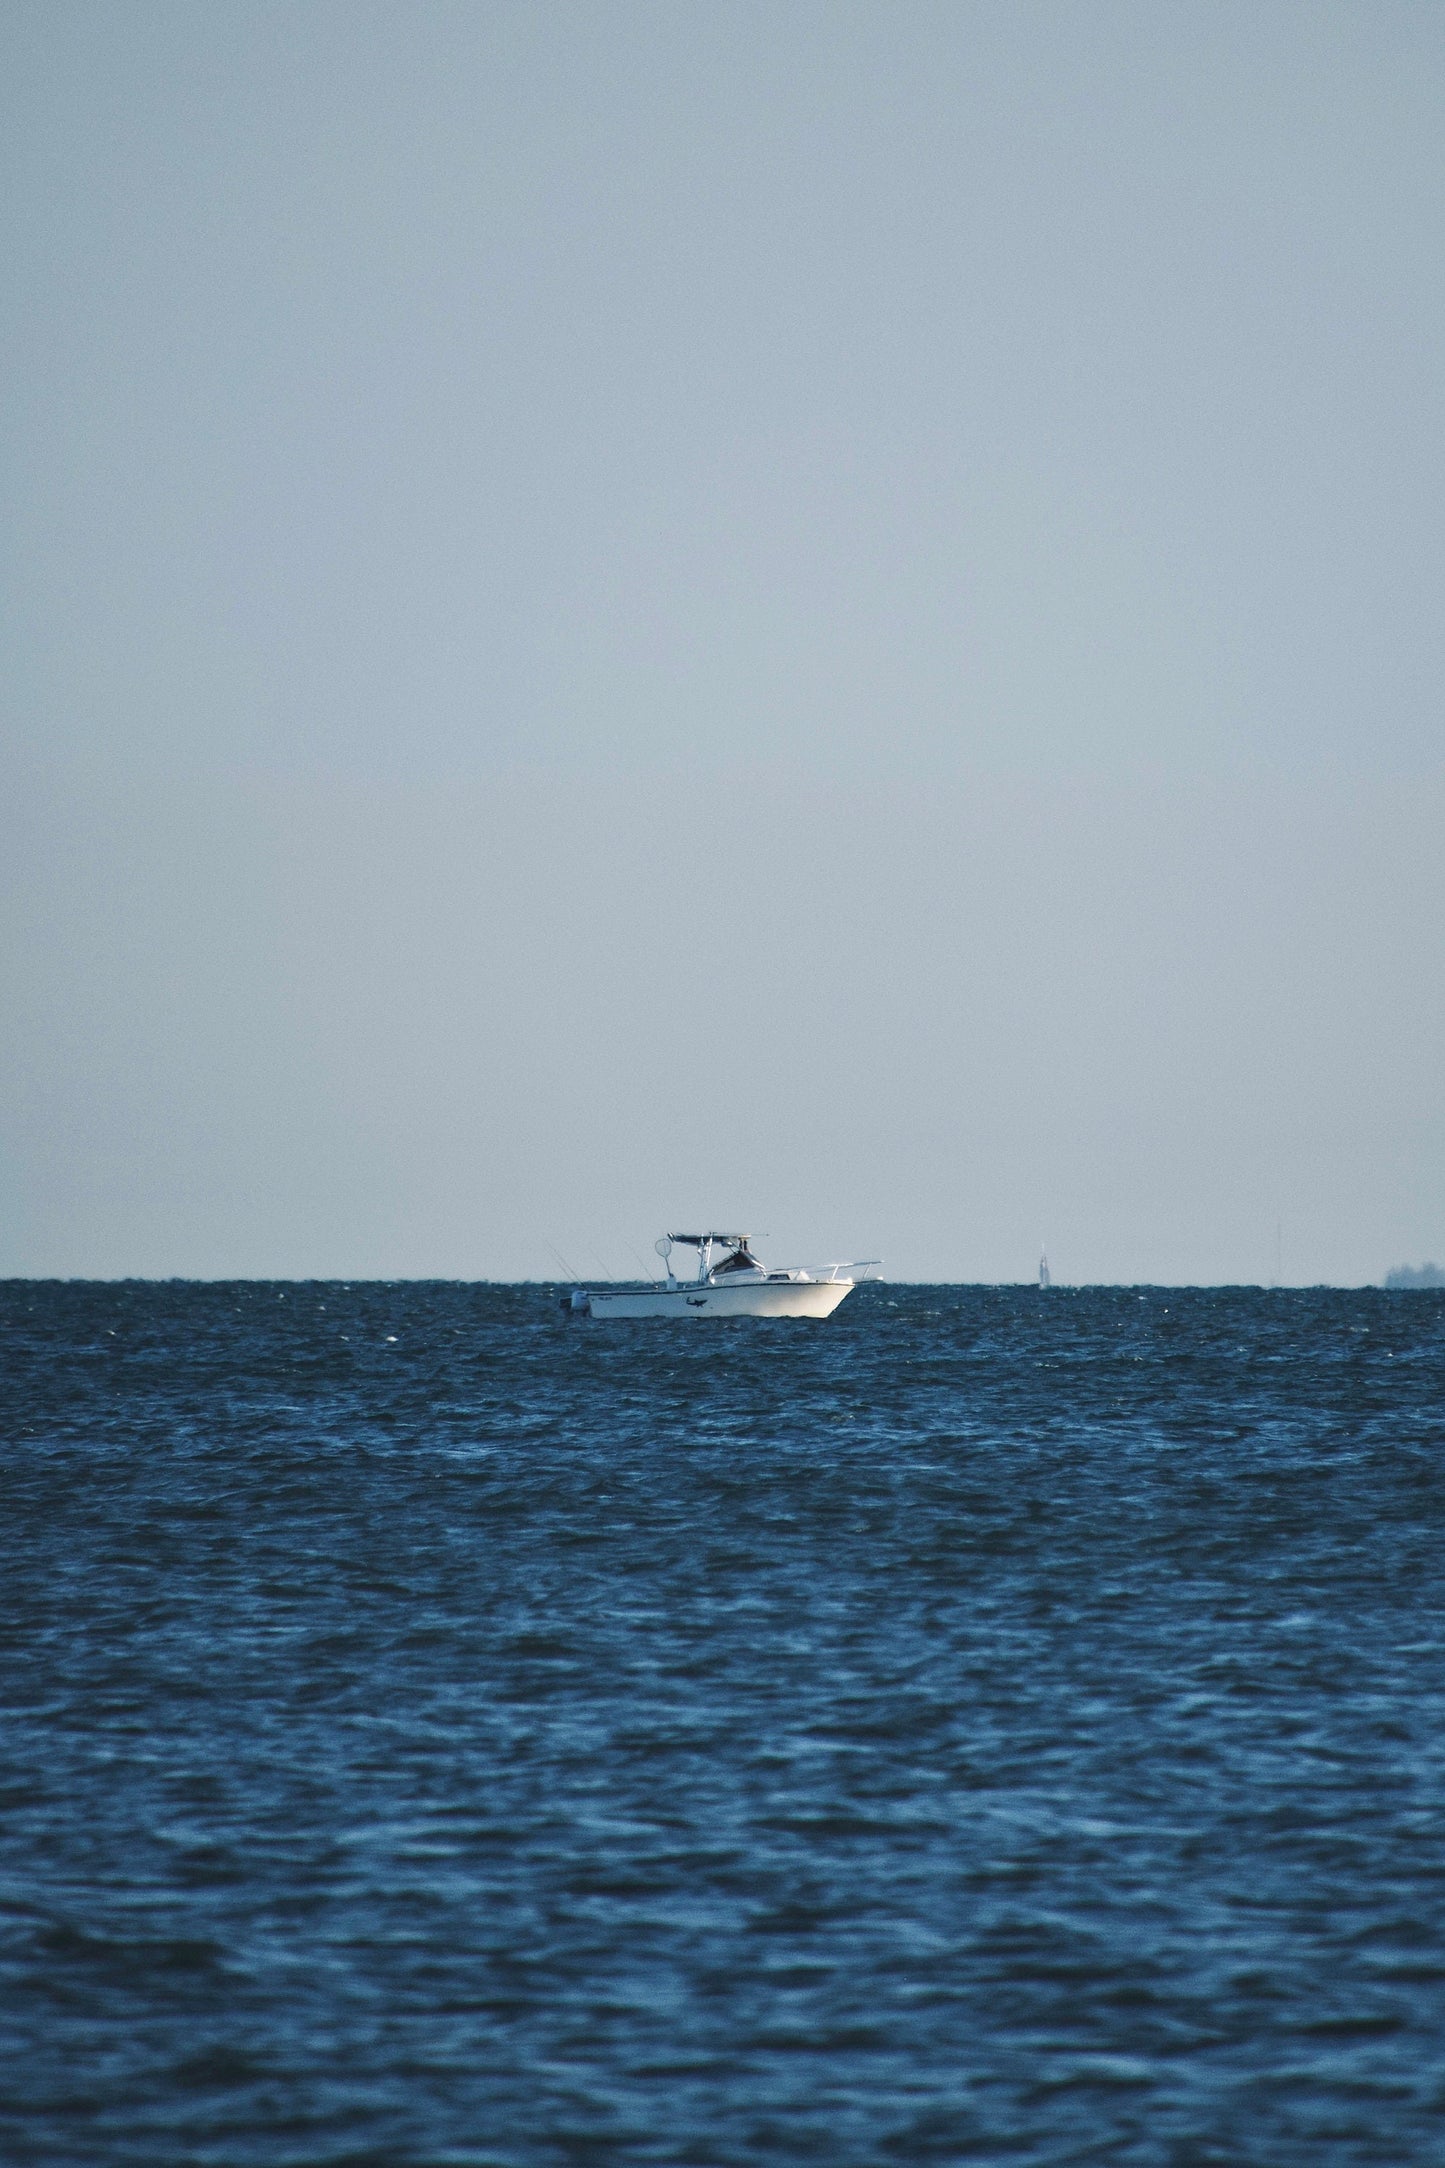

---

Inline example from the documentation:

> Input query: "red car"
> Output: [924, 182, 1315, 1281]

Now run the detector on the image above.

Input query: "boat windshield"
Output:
[712, 1246, 762, 1276]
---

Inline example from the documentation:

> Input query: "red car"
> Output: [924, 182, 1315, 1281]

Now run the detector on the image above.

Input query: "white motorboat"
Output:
[565, 1234, 878, 1320]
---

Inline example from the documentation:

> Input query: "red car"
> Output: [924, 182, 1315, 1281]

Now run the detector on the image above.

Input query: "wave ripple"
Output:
[3, 1281, 1445, 2165]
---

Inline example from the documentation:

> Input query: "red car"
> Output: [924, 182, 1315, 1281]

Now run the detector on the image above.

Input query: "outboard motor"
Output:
[566, 1288, 591, 1317]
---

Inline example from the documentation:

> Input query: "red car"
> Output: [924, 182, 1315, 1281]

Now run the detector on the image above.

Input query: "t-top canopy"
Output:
[666, 1232, 749, 1248]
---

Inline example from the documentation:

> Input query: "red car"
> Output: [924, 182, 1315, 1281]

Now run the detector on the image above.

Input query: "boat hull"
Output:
[584, 1278, 854, 1320]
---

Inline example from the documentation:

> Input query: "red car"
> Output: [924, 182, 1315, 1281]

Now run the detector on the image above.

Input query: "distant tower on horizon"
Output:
[1039, 1251, 1051, 1290]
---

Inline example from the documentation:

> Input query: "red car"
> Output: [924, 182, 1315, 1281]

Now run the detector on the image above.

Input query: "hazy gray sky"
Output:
[3, 1, 1442, 1282]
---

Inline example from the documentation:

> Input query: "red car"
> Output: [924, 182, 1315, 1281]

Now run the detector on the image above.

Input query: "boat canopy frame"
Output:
[660, 1231, 760, 1285]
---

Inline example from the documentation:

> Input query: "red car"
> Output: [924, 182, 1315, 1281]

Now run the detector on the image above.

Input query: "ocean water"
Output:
[4, 1281, 1445, 2167]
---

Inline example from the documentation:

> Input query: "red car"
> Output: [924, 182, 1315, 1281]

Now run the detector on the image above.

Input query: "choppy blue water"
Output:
[4, 1281, 1445, 2166]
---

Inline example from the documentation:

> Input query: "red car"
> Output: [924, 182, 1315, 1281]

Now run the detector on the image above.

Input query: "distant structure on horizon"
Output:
[1384, 1262, 1445, 1290]
[1039, 1252, 1051, 1290]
